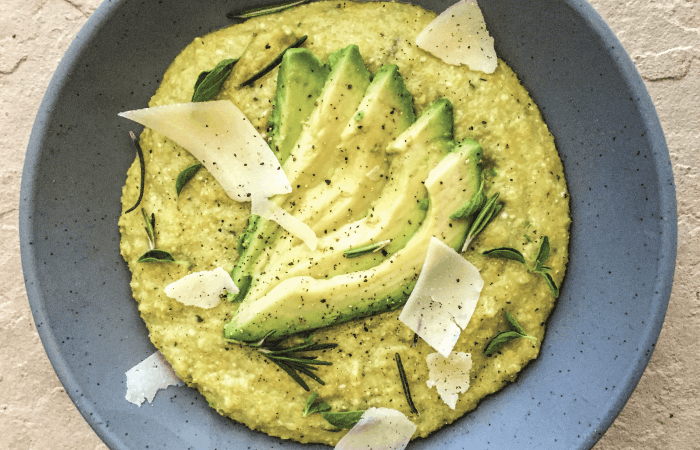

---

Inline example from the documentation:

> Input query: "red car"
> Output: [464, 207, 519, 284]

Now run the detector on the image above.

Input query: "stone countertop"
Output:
[1, 0, 696, 448]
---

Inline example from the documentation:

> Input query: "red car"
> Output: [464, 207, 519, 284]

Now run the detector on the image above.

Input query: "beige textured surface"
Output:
[1, 0, 695, 449]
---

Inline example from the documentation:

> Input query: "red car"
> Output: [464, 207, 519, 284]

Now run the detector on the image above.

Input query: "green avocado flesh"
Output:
[233, 48, 329, 298]
[224, 46, 484, 342]
[268, 48, 330, 163]
[230, 44, 370, 299]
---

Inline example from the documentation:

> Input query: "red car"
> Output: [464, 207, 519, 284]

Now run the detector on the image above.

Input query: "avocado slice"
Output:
[281, 44, 371, 187]
[224, 141, 483, 341]
[268, 48, 329, 163]
[231, 45, 371, 298]
[284, 63, 416, 235]
[236, 48, 329, 264]
[240, 63, 417, 304]
[247, 98, 457, 299]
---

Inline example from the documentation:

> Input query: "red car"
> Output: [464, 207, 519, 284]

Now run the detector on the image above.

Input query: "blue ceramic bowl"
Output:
[20, 0, 676, 449]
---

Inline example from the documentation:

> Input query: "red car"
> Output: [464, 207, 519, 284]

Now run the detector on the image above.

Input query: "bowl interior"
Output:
[20, 0, 676, 449]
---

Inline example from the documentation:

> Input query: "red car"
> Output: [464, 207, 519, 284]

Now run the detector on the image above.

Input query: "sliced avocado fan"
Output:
[246, 98, 457, 300]
[225, 46, 485, 341]
[225, 138, 483, 341]
[231, 44, 370, 300]
[284, 62, 417, 235]
[234, 48, 328, 290]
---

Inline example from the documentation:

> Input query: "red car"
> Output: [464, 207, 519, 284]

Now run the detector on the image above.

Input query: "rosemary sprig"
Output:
[227, 0, 311, 20]
[482, 236, 559, 297]
[239, 35, 308, 88]
[484, 312, 537, 356]
[175, 163, 202, 196]
[460, 191, 503, 252]
[124, 131, 145, 214]
[233, 331, 338, 391]
[394, 353, 419, 415]
[343, 239, 391, 258]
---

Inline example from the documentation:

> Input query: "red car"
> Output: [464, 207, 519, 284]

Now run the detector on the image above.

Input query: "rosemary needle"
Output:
[395, 353, 419, 415]
[125, 131, 145, 214]
[227, 0, 311, 20]
[239, 35, 308, 88]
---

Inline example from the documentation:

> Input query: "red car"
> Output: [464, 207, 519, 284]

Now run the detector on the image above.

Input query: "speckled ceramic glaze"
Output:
[20, 0, 676, 449]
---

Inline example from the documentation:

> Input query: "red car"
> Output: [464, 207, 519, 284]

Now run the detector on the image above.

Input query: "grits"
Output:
[118, 1, 570, 445]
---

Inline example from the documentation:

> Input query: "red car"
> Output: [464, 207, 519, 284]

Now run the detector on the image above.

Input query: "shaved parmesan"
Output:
[119, 101, 317, 247]
[125, 351, 183, 406]
[164, 267, 237, 309]
[426, 352, 472, 409]
[335, 407, 416, 450]
[398, 236, 484, 357]
[251, 193, 318, 251]
[416, 0, 498, 73]
[119, 101, 291, 201]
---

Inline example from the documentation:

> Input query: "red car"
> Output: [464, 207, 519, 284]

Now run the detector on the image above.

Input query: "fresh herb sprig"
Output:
[395, 353, 419, 415]
[142, 208, 156, 250]
[461, 192, 503, 252]
[175, 163, 203, 196]
[302, 392, 331, 417]
[124, 131, 145, 214]
[320, 411, 365, 429]
[137, 249, 186, 264]
[227, 0, 311, 20]
[483, 236, 559, 297]
[343, 239, 391, 258]
[239, 35, 308, 88]
[234, 331, 338, 391]
[484, 312, 537, 356]
[192, 58, 239, 102]
[136, 209, 187, 264]
[453, 178, 503, 252]
[301, 393, 365, 428]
